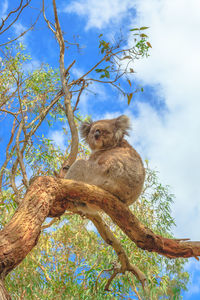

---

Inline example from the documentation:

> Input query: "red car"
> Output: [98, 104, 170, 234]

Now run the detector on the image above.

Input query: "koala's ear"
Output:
[80, 118, 93, 140]
[115, 115, 131, 141]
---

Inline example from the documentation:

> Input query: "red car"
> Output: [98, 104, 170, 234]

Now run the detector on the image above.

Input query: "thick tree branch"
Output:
[1, 176, 200, 284]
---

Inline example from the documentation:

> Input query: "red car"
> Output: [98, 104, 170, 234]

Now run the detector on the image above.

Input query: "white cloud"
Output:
[85, 221, 97, 232]
[13, 22, 27, 43]
[183, 260, 200, 298]
[0, 0, 8, 19]
[23, 58, 41, 73]
[128, 0, 200, 239]
[63, 0, 135, 30]
[49, 130, 66, 151]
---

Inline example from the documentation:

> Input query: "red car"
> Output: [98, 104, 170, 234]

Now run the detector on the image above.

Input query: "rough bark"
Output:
[0, 176, 200, 281]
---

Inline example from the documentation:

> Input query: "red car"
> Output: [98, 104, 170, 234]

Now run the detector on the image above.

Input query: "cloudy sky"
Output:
[1, 0, 200, 298]
[63, 0, 200, 240]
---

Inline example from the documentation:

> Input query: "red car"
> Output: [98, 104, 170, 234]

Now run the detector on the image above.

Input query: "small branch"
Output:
[70, 55, 108, 86]
[52, 0, 79, 177]
[87, 214, 147, 290]
[42, 0, 56, 34]
[95, 268, 113, 292]
[0, 118, 17, 194]
[15, 122, 29, 188]
[73, 80, 86, 112]
[128, 276, 142, 300]
[41, 217, 59, 230]
[32, 257, 51, 282]
[105, 268, 119, 291]
[65, 60, 76, 77]
[0, 0, 30, 34]
[0, 109, 19, 122]
[0, 10, 41, 48]
[8, 90, 63, 200]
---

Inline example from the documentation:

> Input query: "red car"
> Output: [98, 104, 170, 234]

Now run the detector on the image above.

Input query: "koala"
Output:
[65, 115, 145, 214]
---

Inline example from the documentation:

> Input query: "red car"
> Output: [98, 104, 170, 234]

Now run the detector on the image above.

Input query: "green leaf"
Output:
[140, 26, 149, 30]
[95, 68, 103, 73]
[140, 33, 148, 38]
[122, 55, 132, 60]
[104, 70, 110, 78]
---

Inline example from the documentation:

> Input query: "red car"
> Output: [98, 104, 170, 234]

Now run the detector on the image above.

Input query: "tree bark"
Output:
[0, 176, 200, 280]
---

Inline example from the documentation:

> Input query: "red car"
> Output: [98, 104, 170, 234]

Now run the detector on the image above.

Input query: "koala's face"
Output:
[80, 115, 130, 151]
[87, 120, 116, 150]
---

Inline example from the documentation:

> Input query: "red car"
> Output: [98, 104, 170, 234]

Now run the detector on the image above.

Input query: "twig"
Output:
[65, 60, 76, 77]
[0, 109, 20, 122]
[32, 257, 51, 282]
[42, 0, 56, 34]
[95, 268, 113, 292]
[0, 10, 41, 47]
[73, 80, 86, 112]
[15, 122, 28, 188]
[86, 214, 147, 291]
[105, 268, 119, 291]
[52, 0, 79, 178]
[41, 217, 59, 230]
[0, 0, 30, 34]
[0, 119, 17, 195]
[128, 276, 142, 300]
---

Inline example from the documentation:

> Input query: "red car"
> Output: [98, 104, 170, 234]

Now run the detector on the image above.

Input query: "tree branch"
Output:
[87, 213, 147, 290]
[1, 176, 200, 282]
[0, 3, 41, 48]
[52, 0, 79, 178]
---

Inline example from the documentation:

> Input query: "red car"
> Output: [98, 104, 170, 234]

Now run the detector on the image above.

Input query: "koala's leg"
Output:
[65, 159, 87, 181]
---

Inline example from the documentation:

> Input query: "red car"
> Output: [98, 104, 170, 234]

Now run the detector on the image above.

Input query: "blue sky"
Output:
[1, 0, 200, 298]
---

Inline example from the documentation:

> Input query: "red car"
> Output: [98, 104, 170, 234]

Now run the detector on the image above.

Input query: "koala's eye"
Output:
[103, 130, 111, 134]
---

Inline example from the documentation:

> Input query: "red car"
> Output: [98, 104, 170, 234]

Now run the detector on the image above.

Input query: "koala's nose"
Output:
[94, 130, 100, 139]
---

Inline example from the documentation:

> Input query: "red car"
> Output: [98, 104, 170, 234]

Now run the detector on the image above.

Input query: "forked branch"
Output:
[0, 176, 199, 297]
[87, 213, 147, 292]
